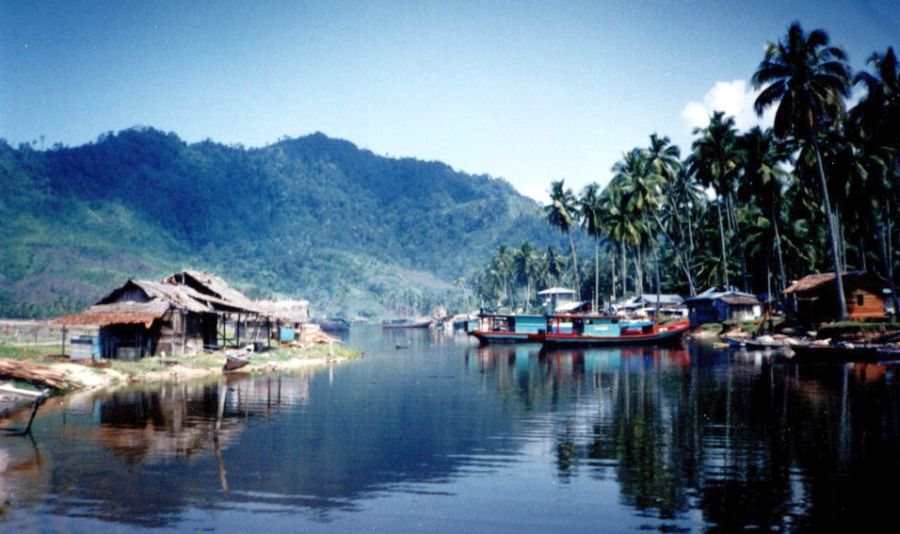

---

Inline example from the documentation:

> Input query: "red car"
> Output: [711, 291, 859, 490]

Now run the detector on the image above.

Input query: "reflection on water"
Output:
[2, 328, 899, 532]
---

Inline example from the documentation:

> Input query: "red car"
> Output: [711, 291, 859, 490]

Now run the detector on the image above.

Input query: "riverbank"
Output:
[0, 342, 361, 392]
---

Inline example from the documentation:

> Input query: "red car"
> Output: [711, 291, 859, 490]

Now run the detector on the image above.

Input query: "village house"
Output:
[684, 288, 762, 326]
[784, 270, 891, 325]
[56, 271, 263, 359]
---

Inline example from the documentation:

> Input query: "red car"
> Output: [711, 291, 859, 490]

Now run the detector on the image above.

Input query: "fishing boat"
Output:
[789, 341, 881, 362]
[542, 314, 690, 347]
[223, 353, 250, 372]
[382, 318, 433, 329]
[467, 313, 546, 344]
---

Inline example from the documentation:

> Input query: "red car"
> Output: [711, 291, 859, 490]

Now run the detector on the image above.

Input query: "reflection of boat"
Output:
[542, 315, 690, 347]
[382, 318, 433, 329]
[723, 334, 787, 350]
[223, 353, 250, 372]
[468, 313, 545, 343]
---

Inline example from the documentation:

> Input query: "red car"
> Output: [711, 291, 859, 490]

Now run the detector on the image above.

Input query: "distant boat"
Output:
[542, 315, 690, 347]
[382, 318, 432, 329]
[223, 353, 250, 372]
[467, 313, 546, 344]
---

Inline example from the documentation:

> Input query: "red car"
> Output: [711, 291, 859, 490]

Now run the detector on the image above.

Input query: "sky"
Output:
[2, 0, 898, 202]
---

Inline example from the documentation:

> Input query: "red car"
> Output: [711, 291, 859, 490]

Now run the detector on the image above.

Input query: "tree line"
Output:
[473, 23, 900, 319]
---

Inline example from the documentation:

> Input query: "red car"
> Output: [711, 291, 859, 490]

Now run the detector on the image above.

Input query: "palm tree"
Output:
[545, 180, 581, 297]
[752, 21, 851, 320]
[736, 127, 791, 292]
[854, 47, 900, 316]
[579, 183, 603, 311]
[513, 242, 538, 310]
[688, 112, 742, 288]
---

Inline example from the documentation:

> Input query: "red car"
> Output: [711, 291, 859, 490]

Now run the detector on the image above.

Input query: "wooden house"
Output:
[784, 270, 889, 325]
[56, 280, 219, 359]
[684, 288, 762, 326]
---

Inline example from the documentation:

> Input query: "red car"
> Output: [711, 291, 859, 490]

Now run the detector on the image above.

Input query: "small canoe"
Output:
[223, 353, 250, 372]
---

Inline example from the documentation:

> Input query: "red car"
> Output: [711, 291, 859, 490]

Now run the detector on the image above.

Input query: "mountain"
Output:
[0, 127, 562, 318]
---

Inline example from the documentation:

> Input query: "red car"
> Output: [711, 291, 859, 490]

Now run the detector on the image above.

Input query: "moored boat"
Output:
[542, 315, 690, 346]
[468, 313, 545, 344]
[382, 318, 433, 329]
[223, 353, 250, 372]
[788, 341, 881, 362]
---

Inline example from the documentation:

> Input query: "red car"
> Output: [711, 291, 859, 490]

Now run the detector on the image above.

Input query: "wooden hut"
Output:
[784, 270, 889, 325]
[684, 288, 762, 326]
[162, 270, 262, 347]
[56, 280, 218, 358]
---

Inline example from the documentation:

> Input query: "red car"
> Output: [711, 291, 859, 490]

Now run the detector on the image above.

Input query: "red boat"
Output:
[541, 314, 690, 347]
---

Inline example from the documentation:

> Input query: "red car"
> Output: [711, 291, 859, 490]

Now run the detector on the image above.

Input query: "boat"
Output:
[223, 353, 250, 372]
[1, 382, 49, 435]
[541, 315, 690, 347]
[788, 341, 881, 362]
[876, 346, 900, 359]
[312, 317, 351, 332]
[382, 318, 433, 329]
[467, 313, 546, 344]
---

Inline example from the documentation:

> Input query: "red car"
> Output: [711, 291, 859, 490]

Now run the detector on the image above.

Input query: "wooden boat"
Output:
[467, 313, 546, 344]
[876, 346, 900, 359]
[223, 353, 250, 372]
[542, 315, 690, 347]
[1, 382, 49, 435]
[382, 318, 433, 329]
[789, 341, 881, 362]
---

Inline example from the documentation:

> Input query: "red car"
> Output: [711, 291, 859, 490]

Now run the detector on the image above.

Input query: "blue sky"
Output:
[2, 1, 898, 201]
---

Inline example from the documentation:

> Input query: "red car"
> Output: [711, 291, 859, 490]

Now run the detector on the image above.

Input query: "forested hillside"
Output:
[0, 128, 561, 318]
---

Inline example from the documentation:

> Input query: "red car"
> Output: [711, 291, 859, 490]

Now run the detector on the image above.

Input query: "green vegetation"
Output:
[474, 24, 900, 315]
[1, 131, 562, 319]
[816, 321, 900, 341]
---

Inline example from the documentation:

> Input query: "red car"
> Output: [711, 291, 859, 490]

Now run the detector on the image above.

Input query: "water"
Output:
[2, 327, 899, 532]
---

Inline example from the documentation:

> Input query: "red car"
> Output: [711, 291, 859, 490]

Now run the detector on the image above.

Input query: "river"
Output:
[2, 326, 899, 532]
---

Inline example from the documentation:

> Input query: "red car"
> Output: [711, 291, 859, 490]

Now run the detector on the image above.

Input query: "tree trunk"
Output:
[654, 248, 661, 319]
[611, 245, 618, 305]
[594, 242, 599, 312]
[716, 198, 730, 287]
[635, 247, 644, 300]
[568, 232, 580, 299]
[881, 203, 900, 317]
[621, 241, 628, 299]
[771, 204, 787, 294]
[727, 193, 750, 292]
[653, 212, 695, 296]
[812, 136, 847, 321]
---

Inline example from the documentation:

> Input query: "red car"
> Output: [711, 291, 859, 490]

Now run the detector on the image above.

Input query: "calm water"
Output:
[2, 327, 900, 532]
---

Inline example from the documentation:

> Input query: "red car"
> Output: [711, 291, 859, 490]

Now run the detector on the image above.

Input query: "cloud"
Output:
[682, 80, 776, 132]
[518, 183, 550, 205]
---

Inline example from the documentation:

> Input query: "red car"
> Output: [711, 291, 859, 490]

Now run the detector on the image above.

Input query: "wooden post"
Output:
[266, 317, 271, 349]
[181, 310, 187, 356]
[61, 325, 67, 358]
[236, 313, 242, 348]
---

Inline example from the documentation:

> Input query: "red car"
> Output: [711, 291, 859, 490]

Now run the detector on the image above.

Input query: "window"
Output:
[856, 294, 864, 306]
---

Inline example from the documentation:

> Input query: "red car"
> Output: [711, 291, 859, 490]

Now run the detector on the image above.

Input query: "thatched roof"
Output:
[56, 299, 171, 327]
[163, 270, 258, 313]
[254, 300, 310, 323]
[784, 270, 888, 295]
[56, 279, 213, 327]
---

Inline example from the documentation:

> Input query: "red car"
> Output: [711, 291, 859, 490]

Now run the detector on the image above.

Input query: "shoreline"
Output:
[0, 343, 361, 394]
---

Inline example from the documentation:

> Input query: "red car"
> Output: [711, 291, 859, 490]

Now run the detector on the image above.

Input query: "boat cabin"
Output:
[477, 314, 545, 334]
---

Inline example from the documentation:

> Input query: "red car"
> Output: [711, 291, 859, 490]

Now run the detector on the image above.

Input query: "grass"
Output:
[816, 321, 900, 341]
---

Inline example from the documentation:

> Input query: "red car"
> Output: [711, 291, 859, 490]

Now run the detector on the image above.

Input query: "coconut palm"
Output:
[853, 46, 900, 315]
[513, 242, 538, 310]
[579, 183, 603, 311]
[736, 127, 791, 292]
[752, 21, 851, 320]
[545, 180, 581, 297]
[688, 112, 742, 288]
